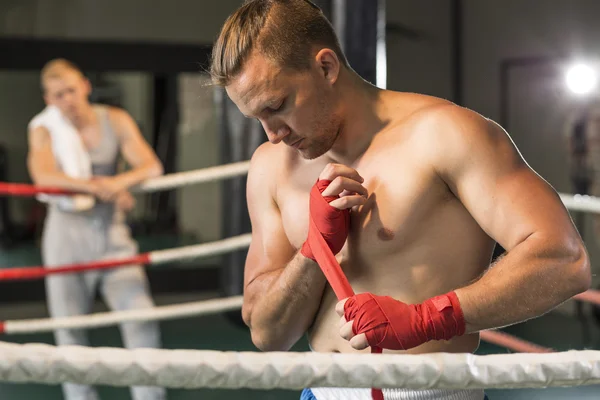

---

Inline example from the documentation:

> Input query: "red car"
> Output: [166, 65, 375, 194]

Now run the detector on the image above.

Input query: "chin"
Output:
[61, 109, 77, 119]
[299, 146, 328, 160]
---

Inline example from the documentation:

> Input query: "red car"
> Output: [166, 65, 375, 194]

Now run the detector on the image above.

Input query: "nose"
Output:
[262, 120, 291, 144]
[62, 92, 75, 106]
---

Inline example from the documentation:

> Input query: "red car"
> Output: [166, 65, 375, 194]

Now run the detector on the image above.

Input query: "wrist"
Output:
[81, 180, 98, 194]
[118, 164, 161, 190]
[113, 174, 133, 191]
[421, 291, 466, 341]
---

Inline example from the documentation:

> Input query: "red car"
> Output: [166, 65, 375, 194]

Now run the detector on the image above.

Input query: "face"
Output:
[43, 69, 91, 120]
[226, 49, 342, 160]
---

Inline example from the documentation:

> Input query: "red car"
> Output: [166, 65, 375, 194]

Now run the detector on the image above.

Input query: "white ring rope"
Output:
[134, 161, 250, 193]
[3, 296, 243, 335]
[149, 233, 252, 265]
[559, 193, 600, 213]
[0, 342, 598, 390]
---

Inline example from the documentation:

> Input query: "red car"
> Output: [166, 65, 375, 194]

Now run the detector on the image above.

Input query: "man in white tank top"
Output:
[27, 58, 166, 400]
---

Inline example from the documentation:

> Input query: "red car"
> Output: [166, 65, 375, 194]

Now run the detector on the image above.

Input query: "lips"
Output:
[289, 138, 303, 149]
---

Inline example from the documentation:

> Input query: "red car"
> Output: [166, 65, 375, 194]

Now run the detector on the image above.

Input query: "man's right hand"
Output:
[300, 163, 368, 261]
[86, 180, 135, 211]
[87, 176, 128, 202]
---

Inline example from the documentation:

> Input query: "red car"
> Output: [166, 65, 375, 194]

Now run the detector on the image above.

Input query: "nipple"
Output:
[377, 227, 395, 241]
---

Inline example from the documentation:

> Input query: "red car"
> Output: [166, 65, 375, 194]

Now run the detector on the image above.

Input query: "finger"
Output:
[101, 192, 117, 202]
[102, 187, 118, 196]
[349, 333, 369, 350]
[319, 163, 364, 183]
[335, 298, 348, 316]
[98, 193, 112, 202]
[338, 314, 348, 329]
[322, 177, 368, 197]
[339, 320, 355, 341]
[339, 189, 369, 198]
[328, 195, 368, 210]
[94, 180, 108, 189]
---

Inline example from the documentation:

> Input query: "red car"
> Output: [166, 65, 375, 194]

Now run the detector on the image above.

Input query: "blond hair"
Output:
[210, 0, 348, 86]
[40, 58, 83, 91]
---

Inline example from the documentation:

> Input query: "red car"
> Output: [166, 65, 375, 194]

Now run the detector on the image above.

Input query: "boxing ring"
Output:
[0, 161, 600, 394]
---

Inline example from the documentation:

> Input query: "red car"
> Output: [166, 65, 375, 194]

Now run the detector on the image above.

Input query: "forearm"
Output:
[246, 252, 327, 351]
[455, 234, 590, 333]
[32, 171, 92, 193]
[115, 162, 163, 189]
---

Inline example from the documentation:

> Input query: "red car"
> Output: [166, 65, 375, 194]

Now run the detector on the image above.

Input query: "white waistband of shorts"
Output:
[310, 387, 485, 400]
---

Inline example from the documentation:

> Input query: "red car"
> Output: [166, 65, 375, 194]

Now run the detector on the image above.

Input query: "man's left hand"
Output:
[336, 298, 369, 350]
[336, 291, 466, 351]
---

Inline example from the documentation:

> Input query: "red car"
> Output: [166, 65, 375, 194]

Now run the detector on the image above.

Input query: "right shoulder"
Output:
[248, 141, 292, 192]
[247, 142, 303, 212]
[28, 125, 51, 146]
[250, 141, 288, 166]
[248, 142, 279, 200]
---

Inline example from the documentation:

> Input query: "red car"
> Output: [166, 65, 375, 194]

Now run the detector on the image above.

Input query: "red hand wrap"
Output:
[301, 179, 350, 261]
[344, 291, 466, 350]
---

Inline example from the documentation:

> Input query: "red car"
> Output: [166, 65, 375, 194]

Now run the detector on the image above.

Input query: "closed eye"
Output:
[267, 98, 286, 113]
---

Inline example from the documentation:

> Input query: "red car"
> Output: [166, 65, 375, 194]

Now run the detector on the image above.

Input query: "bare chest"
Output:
[78, 125, 103, 152]
[277, 159, 446, 260]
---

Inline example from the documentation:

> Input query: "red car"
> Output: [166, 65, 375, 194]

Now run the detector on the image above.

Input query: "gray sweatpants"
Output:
[42, 207, 166, 400]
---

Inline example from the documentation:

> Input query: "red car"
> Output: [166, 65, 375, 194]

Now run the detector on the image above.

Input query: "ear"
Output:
[82, 77, 93, 97]
[42, 85, 54, 106]
[315, 48, 341, 85]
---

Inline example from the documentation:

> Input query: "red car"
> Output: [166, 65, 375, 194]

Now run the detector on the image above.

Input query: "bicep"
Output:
[440, 112, 576, 252]
[27, 127, 59, 182]
[244, 151, 296, 293]
[111, 109, 160, 168]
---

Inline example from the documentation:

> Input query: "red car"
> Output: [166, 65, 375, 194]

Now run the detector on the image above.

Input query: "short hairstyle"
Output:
[210, 0, 348, 86]
[40, 58, 83, 91]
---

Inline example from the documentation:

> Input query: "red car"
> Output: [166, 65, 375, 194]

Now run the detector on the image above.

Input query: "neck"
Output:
[326, 71, 386, 165]
[68, 104, 95, 130]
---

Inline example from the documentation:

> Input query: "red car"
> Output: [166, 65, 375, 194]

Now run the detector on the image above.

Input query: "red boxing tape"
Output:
[344, 291, 466, 350]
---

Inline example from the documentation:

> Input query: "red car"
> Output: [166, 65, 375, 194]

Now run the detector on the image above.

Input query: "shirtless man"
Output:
[210, 1, 591, 399]
[27, 59, 166, 400]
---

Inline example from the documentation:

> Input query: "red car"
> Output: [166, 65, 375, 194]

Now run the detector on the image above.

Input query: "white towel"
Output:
[28, 105, 95, 211]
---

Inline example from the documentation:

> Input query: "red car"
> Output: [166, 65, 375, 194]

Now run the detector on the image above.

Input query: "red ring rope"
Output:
[480, 330, 552, 353]
[0, 254, 150, 281]
[0, 182, 75, 196]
